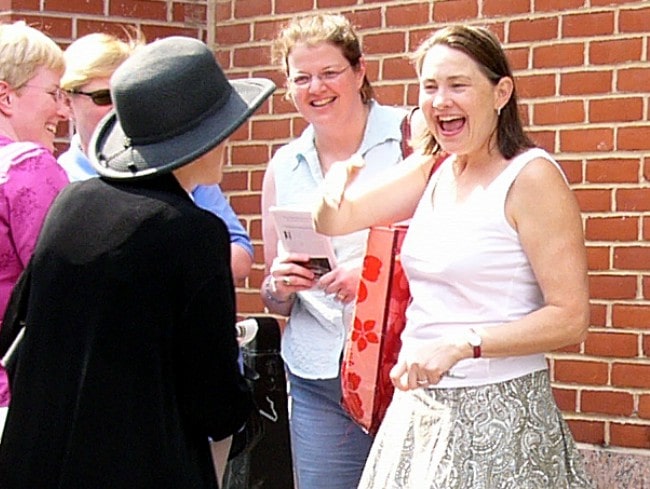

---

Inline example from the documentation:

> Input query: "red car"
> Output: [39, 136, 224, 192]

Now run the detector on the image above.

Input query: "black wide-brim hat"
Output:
[89, 36, 275, 180]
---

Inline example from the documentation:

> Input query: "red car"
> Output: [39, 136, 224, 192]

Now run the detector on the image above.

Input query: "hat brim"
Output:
[89, 78, 275, 180]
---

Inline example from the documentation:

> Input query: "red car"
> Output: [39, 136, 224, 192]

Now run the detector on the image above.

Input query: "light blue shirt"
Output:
[271, 101, 407, 379]
[58, 135, 253, 257]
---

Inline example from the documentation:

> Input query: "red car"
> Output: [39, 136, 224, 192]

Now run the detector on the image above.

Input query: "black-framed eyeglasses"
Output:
[66, 88, 112, 106]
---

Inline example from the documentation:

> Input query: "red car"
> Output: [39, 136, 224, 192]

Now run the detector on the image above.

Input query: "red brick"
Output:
[275, 0, 311, 15]
[590, 303, 607, 327]
[533, 43, 584, 68]
[554, 359, 608, 385]
[220, 171, 249, 192]
[573, 188, 613, 212]
[231, 145, 270, 166]
[18, 15, 72, 39]
[619, 6, 650, 33]
[619, 126, 650, 151]
[138, 23, 199, 41]
[173, 3, 206, 24]
[433, 0, 479, 23]
[562, 11, 615, 37]
[585, 217, 638, 242]
[586, 247, 610, 271]
[533, 100, 584, 125]
[566, 419, 605, 445]
[504, 46, 529, 71]
[560, 71, 613, 96]
[527, 130, 555, 153]
[363, 32, 406, 55]
[235, 0, 272, 18]
[639, 394, 650, 420]
[617, 188, 650, 212]
[233, 46, 270, 67]
[44, 0, 103, 14]
[560, 128, 613, 153]
[109, 0, 167, 21]
[509, 17, 558, 43]
[483, 0, 529, 16]
[254, 19, 285, 42]
[590, 39, 643, 65]
[586, 158, 640, 184]
[251, 119, 290, 141]
[612, 363, 650, 389]
[589, 275, 637, 300]
[553, 387, 577, 411]
[517, 74, 555, 99]
[590, 98, 643, 123]
[615, 248, 650, 272]
[612, 304, 650, 329]
[584, 332, 639, 358]
[386, 3, 431, 27]
[618, 67, 650, 93]
[316, 0, 356, 7]
[216, 23, 251, 45]
[582, 390, 634, 416]
[610, 423, 650, 449]
[382, 56, 415, 81]
[535, 0, 584, 12]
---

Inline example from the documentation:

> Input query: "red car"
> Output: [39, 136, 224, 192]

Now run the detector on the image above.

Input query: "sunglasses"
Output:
[66, 88, 112, 106]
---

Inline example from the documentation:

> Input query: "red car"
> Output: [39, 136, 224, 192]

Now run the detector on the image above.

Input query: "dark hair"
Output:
[412, 25, 534, 159]
[272, 13, 374, 104]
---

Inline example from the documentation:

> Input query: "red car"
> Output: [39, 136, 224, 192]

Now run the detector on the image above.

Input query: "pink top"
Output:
[0, 136, 68, 406]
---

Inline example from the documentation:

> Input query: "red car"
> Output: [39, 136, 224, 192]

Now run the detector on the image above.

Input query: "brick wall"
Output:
[4, 0, 649, 457]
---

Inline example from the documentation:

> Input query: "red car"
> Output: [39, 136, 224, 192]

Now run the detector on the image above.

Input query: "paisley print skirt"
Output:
[358, 370, 594, 489]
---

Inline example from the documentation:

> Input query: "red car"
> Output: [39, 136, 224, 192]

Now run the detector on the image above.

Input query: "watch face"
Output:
[468, 331, 481, 347]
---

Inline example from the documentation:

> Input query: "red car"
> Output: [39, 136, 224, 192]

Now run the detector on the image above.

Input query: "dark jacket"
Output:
[0, 174, 252, 488]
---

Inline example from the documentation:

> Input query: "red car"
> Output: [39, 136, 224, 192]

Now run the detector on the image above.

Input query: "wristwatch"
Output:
[467, 329, 482, 358]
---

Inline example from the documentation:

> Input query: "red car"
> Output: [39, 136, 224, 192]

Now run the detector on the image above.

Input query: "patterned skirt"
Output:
[358, 370, 595, 489]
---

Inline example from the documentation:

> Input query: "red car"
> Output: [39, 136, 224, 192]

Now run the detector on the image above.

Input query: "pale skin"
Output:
[0, 66, 68, 152]
[314, 44, 590, 391]
[261, 41, 371, 314]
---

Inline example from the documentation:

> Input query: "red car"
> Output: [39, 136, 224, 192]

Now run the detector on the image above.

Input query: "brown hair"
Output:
[411, 25, 534, 159]
[272, 13, 374, 104]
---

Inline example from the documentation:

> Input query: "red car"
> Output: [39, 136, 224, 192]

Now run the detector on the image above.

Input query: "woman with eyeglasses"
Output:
[0, 21, 69, 429]
[58, 32, 255, 282]
[261, 13, 408, 489]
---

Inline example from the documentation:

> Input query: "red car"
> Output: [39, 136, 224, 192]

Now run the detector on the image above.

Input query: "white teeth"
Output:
[439, 116, 460, 122]
[45, 124, 57, 134]
[312, 97, 335, 107]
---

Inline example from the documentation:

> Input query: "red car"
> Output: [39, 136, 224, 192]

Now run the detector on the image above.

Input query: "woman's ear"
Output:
[356, 56, 368, 91]
[0, 81, 14, 116]
[494, 76, 514, 113]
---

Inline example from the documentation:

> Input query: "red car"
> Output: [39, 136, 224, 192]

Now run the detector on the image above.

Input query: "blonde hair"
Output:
[272, 13, 374, 104]
[0, 21, 65, 89]
[60, 29, 145, 91]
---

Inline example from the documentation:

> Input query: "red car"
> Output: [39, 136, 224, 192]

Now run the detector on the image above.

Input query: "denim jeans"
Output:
[287, 370, 373, 489]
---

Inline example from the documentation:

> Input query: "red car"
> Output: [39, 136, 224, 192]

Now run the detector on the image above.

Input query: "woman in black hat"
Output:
[0, 36, 274, 489]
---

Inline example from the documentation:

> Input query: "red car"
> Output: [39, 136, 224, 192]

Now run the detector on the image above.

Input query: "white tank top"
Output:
[400, 148, 565, 387]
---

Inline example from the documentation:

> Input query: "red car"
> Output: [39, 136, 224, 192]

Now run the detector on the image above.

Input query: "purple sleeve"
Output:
[4, 151, 68, 266]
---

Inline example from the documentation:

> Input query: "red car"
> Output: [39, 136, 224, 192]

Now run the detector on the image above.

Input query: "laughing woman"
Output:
[314, 25, 595, 489]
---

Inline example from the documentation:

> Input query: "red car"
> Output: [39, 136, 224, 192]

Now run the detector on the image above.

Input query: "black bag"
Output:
[223, 317, 294, 489]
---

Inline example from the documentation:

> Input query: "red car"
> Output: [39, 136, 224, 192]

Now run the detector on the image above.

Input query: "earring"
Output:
[497, 106, 501, 116]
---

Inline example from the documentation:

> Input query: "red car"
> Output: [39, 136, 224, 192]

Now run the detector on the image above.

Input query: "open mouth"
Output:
[310, 96, 336, 108]
[437, 116, 465, 136]
[45, 123, 57, 135]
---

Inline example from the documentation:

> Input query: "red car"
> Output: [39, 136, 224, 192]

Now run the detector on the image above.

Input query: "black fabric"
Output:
[0, 174, 252, 489]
